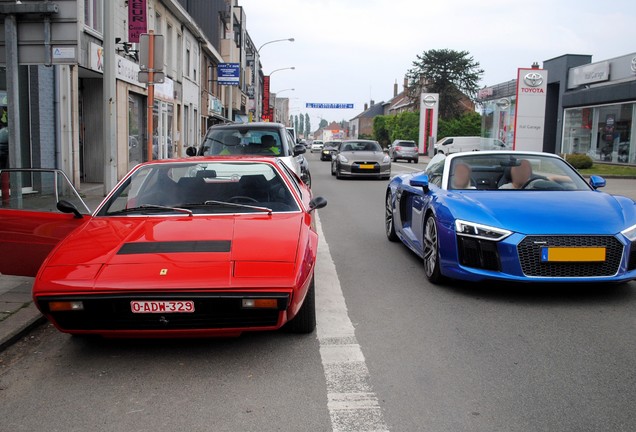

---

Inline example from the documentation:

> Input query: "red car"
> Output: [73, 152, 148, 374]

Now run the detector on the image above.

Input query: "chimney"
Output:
[531, 61, 540, 69]
[393, 80, 398, 97]
[370, 99, 375, 107]
[364, 103, 368, 111]
[403, 76, 408, 89]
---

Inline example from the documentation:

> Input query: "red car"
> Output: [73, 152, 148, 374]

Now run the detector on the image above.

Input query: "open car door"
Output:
[0, 169, 92, 277]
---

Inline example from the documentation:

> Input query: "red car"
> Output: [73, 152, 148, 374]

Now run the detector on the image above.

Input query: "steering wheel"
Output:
[227, 196, 259, 204]
[521, 175, 547, 189]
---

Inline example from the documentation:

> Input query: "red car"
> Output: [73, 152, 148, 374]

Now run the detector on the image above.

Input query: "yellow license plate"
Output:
[540, 247, 606, 262]
[359, 164, 375, 169]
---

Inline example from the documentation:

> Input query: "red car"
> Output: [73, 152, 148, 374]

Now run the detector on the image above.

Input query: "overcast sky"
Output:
[239, 0, 636, 132]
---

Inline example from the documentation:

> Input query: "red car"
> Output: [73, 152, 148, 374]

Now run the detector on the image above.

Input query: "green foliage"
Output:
[319, 118, 328, 129]
[294, 115, 299, 133]
[566, 153, 594, 169]
[299, 114, 305, 134]
[372, 116, 390, 146]
[358, 133, 373, 140]
[407, 49, 484, 120]
[304, 114, 311, 137]
[438, 111, 482, 139]
[386, 112, 420, 143]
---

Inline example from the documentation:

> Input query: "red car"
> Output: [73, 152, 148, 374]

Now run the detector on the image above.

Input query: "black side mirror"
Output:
[57, 199, 84, 219]
[293, 144, 306, 156]
[185, 146, 197, 157]
[308, 196, 327, 212]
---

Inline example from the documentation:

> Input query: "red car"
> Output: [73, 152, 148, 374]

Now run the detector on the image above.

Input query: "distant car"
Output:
[0, 158, 328, 337]
[186, 122, 311, 187]
[385, 150, 636, 284]
[311, 140, 324, 153]
[434, 136, 481, 155]
[320, 141, 341, 161]
[331, 139, 391, 179]
[388, 140, 419, 163]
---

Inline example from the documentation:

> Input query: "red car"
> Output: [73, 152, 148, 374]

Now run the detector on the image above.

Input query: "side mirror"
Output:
[410, 174, 430, 192]
[589, 175, 606, 189]
[57, 199, 84, 219]
[185, 146, 198, 157]
[308, 196, 328, 212]
[293, 144, 306, 156]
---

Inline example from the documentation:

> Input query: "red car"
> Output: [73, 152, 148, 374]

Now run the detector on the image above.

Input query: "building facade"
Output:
[0, 0, 267, 195]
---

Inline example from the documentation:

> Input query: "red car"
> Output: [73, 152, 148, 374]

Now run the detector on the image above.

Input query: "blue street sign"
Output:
[305, 103, 355, 109]
[218, 63, 240, 86]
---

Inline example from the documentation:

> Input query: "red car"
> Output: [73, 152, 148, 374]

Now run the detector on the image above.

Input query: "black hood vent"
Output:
[118, 240, 231, 255]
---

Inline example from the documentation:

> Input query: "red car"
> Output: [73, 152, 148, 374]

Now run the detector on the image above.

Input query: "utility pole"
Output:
[146, 30, 156, 161]
[103, 0, 118, 195]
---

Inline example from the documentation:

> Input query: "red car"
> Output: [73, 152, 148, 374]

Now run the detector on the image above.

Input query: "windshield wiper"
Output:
[203, 200, 272, 215]
[108, 204, 193, 216]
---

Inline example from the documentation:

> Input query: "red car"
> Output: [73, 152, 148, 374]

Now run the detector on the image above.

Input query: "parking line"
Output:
[314, 213, 390, 432]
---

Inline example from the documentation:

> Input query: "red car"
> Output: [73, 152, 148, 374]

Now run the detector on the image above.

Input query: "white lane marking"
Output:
[392, 162, 423, 171]
[314, 212, 390, 432]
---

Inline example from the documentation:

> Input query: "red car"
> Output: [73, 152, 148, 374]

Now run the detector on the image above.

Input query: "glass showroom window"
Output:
[563, 103, 635, 164]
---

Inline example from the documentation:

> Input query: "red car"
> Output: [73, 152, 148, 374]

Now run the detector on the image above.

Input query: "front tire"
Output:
[423, 215, 443, 284]
[385, 191, 398, 242]
[331, 161, 336, 176]
[285, 276, 316, 334]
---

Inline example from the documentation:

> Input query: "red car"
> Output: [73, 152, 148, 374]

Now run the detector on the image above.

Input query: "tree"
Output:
[289, 115, 293, 128]
[387, 112, 420, 143]
[373, 116, 390, 147]
[294, 115, 299, 133]
[299, 114, 305, 136]
[406, 49, 483, 120]
[437, 111, 482, 139]
[319, 118, 328, 129]
[304, 114, 311, 137]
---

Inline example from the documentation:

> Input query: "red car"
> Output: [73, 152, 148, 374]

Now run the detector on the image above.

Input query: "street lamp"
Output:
[273, 88, 295, 94]
[258, 38, 295, 53]
[268, 66, 296, 76]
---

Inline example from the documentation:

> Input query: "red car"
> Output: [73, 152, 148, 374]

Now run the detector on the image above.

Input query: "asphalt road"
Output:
[1, 154, 635, 432]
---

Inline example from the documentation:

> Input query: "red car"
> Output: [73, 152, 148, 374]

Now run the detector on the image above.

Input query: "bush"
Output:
[566, 153, 593, 169]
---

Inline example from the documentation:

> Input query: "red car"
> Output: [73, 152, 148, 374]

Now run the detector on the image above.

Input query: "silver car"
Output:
[331, 139, 391, 179]
[388, 139, 419, 163]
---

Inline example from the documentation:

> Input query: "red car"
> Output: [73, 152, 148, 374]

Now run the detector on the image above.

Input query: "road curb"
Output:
[0, 303, 46, 352]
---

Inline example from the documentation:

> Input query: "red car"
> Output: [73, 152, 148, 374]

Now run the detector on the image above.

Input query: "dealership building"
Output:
[478, 52, 636, 165]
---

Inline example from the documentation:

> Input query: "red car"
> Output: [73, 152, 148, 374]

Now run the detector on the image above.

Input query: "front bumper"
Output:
[438, 223, 636, 283]
[337, 162, 391, 178]
[36, 291, 291, 336]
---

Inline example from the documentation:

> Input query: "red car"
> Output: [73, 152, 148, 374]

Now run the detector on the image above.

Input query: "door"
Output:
[0, 169, 91, 276]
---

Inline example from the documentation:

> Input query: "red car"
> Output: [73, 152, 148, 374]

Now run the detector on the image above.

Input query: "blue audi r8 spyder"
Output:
[385, 151, 636, 284]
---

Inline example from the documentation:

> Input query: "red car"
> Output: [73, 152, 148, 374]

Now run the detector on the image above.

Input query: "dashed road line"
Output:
[314, 212, 389, 432]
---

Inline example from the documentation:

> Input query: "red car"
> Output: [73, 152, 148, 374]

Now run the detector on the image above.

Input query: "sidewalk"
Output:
[0, 275, 42, 351]
[0, 182, 105, 352]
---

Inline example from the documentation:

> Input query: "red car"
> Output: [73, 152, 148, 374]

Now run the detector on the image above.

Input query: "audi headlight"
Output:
[383, 155, 391, 163]
[621, 223, 636, 241]
[338, 155, 349, 163]
[455, 219, 512, 241]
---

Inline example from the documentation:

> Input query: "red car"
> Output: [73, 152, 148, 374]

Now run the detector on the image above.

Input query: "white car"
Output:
[311, 140, 324, 153]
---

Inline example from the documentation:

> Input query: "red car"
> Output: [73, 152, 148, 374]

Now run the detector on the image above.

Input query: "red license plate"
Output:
[130, 300, 195, 314]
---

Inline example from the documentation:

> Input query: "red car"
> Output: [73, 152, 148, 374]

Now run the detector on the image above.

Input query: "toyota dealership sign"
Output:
[513, 68, 548, 152]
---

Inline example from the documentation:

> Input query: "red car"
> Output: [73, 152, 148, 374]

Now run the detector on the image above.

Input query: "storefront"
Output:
[562, 102, 635, 163]
[557, 53, 636, 164]
[478, 80, 517, 147]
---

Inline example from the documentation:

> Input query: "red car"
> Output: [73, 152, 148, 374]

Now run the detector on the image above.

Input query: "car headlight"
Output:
[383, 155, 391, 163]
[621, 223, 636, 241]
[455, 219, 512, 241]
[338, 155, 348, 163]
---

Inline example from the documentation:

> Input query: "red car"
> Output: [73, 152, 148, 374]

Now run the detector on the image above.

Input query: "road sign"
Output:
[218, 63, 240, 86]
[139, 33, 164, 71]
[137, 71, 165, 84]
[306, 103, 354, 109]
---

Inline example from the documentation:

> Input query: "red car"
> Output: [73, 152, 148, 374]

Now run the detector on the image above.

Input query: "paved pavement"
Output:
[1, 166, 635, 352]
[0, 183, 106, 351]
